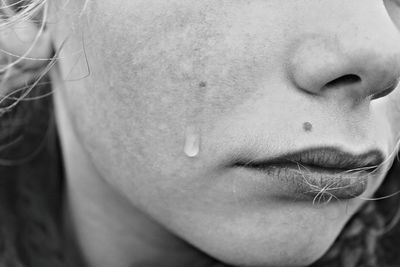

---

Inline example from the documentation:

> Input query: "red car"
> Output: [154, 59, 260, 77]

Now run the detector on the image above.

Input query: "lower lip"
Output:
[238, 164, 374, 201]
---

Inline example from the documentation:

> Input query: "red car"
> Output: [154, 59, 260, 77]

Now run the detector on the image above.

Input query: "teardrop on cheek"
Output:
[184, 125, 201, 158]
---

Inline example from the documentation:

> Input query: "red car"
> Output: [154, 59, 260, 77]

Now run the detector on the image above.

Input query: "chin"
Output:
[187, 209, 345, 267]
[209, 237, 333, 267]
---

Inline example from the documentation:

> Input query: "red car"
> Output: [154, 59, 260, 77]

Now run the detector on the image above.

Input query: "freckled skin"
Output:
[51, 0, 400, 266]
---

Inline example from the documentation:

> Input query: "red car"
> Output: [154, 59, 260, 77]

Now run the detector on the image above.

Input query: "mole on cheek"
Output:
[303, 122, 313, 132]
[199, 81, 207, 88]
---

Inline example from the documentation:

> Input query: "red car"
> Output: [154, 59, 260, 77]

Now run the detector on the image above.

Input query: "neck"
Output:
[54, 90, 216, 267]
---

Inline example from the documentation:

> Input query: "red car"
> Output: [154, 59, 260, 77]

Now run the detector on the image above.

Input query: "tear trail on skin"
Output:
[183, 81, 207, 158]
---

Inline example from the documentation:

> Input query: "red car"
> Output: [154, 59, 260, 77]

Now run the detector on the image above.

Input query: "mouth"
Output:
[231, 147, 385, 201]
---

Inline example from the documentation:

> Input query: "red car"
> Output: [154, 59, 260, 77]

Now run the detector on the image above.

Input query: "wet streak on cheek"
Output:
[183, 81, 208, 158]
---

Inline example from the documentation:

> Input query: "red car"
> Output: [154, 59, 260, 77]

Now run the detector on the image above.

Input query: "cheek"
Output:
[372, 88, 400, 151]
[388, 89, 400, 138]
[82, 0, 291, 119]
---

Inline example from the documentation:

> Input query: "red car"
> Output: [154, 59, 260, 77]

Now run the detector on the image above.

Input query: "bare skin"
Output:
[30, 0, 400, 266]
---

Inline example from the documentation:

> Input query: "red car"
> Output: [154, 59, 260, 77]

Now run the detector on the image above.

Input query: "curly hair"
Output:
[0, 1, 64, 267]
[0, 1, 400, 267]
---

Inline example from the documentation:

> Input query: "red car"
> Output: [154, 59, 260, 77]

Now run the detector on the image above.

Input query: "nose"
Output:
[288, 12, 400, 103]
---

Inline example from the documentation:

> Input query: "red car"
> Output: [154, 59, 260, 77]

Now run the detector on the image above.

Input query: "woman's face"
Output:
[52, 1, 400, 266]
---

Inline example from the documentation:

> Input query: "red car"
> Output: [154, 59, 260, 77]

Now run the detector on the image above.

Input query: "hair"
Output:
[0, 1, 400, 267]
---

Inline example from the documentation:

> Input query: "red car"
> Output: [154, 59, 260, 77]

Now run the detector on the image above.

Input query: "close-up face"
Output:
[50, 1, 400, 266]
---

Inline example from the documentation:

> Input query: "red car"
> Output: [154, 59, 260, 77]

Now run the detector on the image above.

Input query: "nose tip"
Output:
[288, 34, 400, 102]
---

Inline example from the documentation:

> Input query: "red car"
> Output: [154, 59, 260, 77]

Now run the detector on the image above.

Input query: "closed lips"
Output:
[231, 147, 385, 201]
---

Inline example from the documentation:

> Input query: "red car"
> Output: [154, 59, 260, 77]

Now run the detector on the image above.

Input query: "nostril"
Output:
[325, 74, 362, 88]
[371, 78, 400, 100]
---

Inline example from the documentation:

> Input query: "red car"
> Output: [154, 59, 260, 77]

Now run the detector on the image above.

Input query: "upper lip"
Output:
[233, 146, 385, 172]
